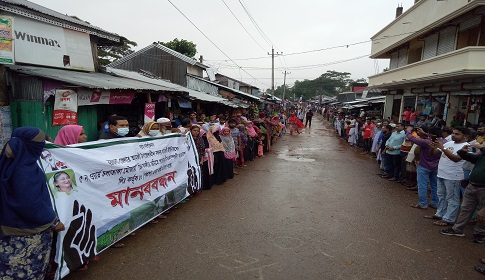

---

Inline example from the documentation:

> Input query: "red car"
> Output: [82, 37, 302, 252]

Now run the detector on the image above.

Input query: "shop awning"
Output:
[187, 74, 260, 102]
[7, 65, 182, 92]
[106, 68, 228, 104]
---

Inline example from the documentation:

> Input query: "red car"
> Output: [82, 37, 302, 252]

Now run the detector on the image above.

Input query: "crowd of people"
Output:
[0, 108, 294, 279]
[328, 107, 485, 275]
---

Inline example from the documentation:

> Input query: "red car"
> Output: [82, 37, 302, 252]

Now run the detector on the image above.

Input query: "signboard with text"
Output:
[53, 89, 78, 126]
[77, 90, 135, 106]
[13, 16, 95, 71]
[0, 15, 14, 64]
[144, 102, 156, 123]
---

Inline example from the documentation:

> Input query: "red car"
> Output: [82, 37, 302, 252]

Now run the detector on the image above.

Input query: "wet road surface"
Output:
[66, 116, 484, 280]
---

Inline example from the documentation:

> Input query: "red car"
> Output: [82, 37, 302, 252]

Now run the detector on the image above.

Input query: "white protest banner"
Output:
[39, 134, 201, 279]
[52, 89, 78, 126]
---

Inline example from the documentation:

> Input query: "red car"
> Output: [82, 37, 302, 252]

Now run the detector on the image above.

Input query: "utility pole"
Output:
[268, 46, 282, 95]
[282, 70, 290, 109]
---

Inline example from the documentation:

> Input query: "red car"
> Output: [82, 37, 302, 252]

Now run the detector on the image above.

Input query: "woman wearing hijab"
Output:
[136, 121, 160, 137]
[54, 125, 87, 145]
[220, 127, 236, 180]
[0, 127, 65, 279]
[190, 125, 209, 192]
[246, 121, 260, 161]
[205, 125, 227, 186]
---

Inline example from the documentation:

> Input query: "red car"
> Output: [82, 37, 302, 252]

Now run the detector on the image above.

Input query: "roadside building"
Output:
[108, 43, 261, 117]
[368, 1, 485, 126]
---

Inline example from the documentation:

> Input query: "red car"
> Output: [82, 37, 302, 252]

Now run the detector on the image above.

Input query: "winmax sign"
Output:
[15, 30, 62, 48]
[13, 16, 95, 71]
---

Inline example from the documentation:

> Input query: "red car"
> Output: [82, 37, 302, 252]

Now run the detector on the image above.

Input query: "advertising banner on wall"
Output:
[13, 16, 95, 71]
[39, 134, 201, 279]
[77, 90, 135, 106]
[0, 15, 14, 64]
[53, 89, 78, 126]
[77, 90, 110, 106]
[144, 102, 156, 123]
[109, 91, 135, 104]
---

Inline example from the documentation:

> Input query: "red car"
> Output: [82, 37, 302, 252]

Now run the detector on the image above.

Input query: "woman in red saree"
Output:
[288, 113, 305, 135]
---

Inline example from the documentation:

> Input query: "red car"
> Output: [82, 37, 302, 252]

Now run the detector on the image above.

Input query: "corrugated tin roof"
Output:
[0, 0, 120, 41]
[188, 75, 260, 102]
[7, 65, 182, 91]
[107, 43, 207, 69]
[105, 67, 229, 104]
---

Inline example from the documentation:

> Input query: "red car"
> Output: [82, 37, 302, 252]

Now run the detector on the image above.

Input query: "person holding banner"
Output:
[178, 118, 192, 134]
[0, 127, 65, 279]
[99, 116, 130, 139]
[136, 121, 160, 137]
[54, 124, 87, 145]
[157, 117, 174, 135]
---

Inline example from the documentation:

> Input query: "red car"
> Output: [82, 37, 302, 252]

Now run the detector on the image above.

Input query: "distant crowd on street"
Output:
[324, 106, 485, 275]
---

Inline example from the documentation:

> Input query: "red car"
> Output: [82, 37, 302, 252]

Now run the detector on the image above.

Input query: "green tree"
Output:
[159, 38, 197, 58]
[97, 38, 137, 67]
[264, 71, 364, 101]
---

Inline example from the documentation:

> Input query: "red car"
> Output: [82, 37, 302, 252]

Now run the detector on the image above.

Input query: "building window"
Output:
[408, 47, 423, 64]
[423, 33, 439, 60]
[457, 16, 482, 49]
[437, 26, 457, 55]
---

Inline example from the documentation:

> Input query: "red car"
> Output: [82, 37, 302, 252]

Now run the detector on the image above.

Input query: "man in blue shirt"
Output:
[385, 123, 406, 181]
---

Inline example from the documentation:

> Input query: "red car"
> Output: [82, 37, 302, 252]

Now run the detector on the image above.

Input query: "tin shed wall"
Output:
[113, 48, 187, 86]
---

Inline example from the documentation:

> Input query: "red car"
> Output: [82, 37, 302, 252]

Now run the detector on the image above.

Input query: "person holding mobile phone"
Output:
[430, 127, 469, 226]
[406, 126, 443, 210]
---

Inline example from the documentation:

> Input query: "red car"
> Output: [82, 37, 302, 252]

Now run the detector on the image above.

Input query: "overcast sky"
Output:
[34, 0, 415, 91]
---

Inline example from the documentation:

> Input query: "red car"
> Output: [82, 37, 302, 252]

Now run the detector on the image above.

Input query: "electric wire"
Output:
[167, 0, 270, 88]
[238, 0, 275, 48]
[220, 0, 267, 53]
[204, 31, 417, 62]
[207, 54, 369, 71]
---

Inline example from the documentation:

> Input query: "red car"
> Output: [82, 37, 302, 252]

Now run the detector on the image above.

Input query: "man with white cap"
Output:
[157, 117, 174, 135]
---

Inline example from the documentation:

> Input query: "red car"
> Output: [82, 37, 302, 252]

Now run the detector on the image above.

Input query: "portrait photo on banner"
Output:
[46, 169, 77, 196]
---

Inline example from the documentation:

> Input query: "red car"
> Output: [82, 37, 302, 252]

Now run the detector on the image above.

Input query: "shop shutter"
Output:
[389, 51, 399, 69]
[459, 16, 482, 31]
[423, 33, 438, 60]
[437, 26, 457, 55]
[398, 48, 408, 67]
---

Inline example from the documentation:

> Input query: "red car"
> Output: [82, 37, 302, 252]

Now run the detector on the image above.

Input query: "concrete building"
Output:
[369, 0, 485, 126]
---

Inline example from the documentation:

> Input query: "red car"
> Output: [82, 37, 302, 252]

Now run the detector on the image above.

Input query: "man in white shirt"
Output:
[430, 127, 470, 226]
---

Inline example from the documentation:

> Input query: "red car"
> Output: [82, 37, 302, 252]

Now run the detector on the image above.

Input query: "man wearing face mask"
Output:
[99, 116, 130, 139]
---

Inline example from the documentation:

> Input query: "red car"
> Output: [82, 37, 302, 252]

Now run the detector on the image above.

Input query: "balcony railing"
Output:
[369, 47, 485, 87]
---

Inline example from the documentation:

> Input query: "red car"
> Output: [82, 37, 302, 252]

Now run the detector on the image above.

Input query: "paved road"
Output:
[66, 117, 484, 280]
